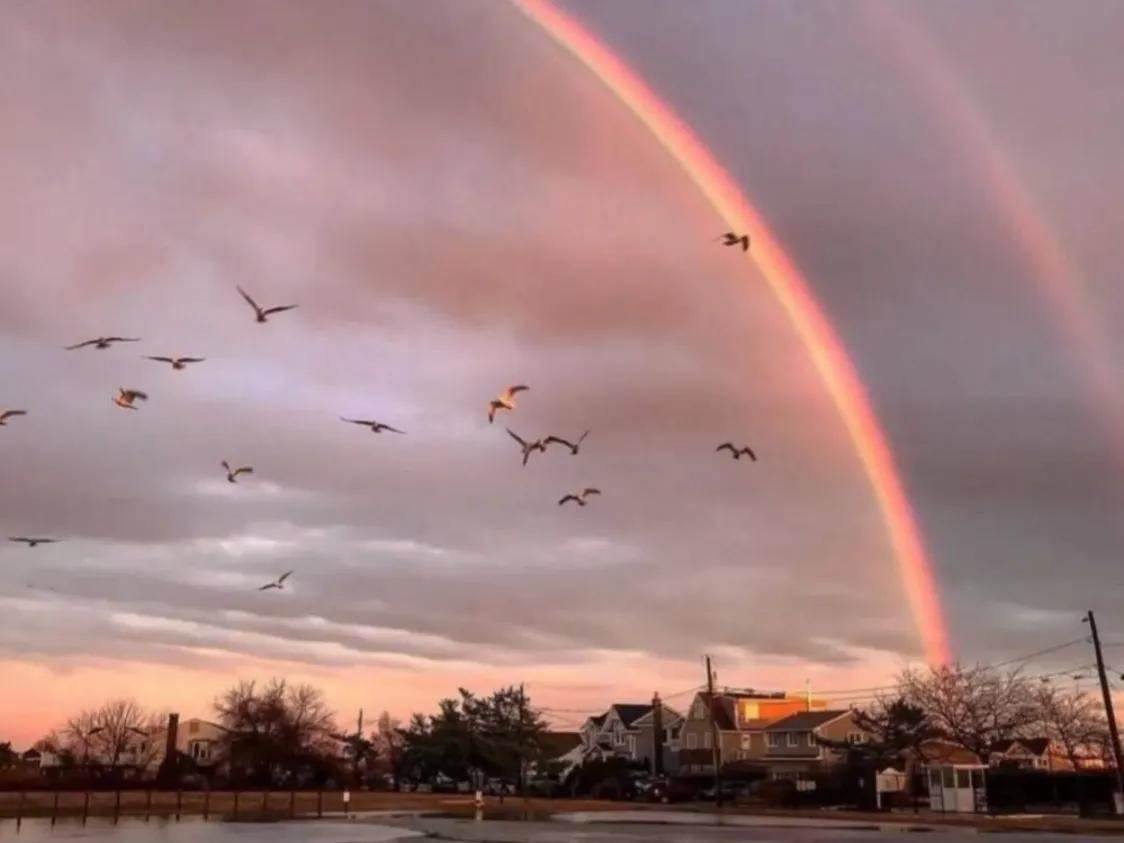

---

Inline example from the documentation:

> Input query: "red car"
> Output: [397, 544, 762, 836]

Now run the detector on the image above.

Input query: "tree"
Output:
[333, 710, 379, 786]
[899, 664, 1036, 763]
[62, 698, 160, 776]
[0, 742, 17, 770]
[1033, 682, 1109, 769]
[214, 679, 340, 786]
[828, 696, 938, 767]
[375, 711, 406, 790]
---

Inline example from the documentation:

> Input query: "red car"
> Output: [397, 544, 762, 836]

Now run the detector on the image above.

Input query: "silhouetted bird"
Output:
[114, 389, 148, 410]
[145, 355, 205, 370]
[66, 336, 140, 351]
[717, 442, 757, 461]
[559, 488, 601, 507]
[222, 461, 254, 483]
[0, 410, 28, 426]
[717, 231, 750, 252]
[544, 430, 590, 455]
[340, 417, 405, 435]
[506, 428, 546, 466]
[488, 385, 528, 423]
[237, 286, 298, 323]
[9, 537, 59, 548]
[259, 570, 293, 591]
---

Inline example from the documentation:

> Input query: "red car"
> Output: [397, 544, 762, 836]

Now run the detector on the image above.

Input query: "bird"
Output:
[144, 355, 205, 370]
[221, 461, 254, 483]
[544, 430, 590, 456]
[717, 442, 757, 461]
[559, 488, 601, 507]
[488, 385, 528, 423]
[259, 570, 293, 591]
[0, 410, 28, 426]
[114, 389, 148, 410]
[9, 537, 59, 548]
[340, 417, 405, 435]
[65, 337, 139, 350]
[716, 231, 750, 252]
[237, 286, 298, 323]
[506, 429, 546, 466]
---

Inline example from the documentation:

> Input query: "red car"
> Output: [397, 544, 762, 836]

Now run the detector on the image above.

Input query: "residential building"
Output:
[989, 738, 1073, 772]
[578, 701, 683, 772]
[760, 709, 871, 778]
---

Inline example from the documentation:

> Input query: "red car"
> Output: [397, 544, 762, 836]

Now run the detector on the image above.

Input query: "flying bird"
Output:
[488, 385, 528, 423]
[340, 417, 405, 435]
[717, 442, 757, 461]
[145, 355, 205, 370]
[716, 231, 750, 252]
[65, 336, 140, 351]
[9, 537, 59, 548]
[259, 570, 293, 591]
[559, 488, 601, 507]
[221, 461, 254, 483]
[544, 430, 590, 456]
[506, 429, 546, 466]
[114, 389, 148, 410]
[237, 286, 298, 323]
[0, 410, 28, 426]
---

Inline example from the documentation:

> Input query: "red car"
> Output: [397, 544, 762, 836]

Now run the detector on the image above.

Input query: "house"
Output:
[760, 709, 872, 779]
[678, 689, 826, 777]
[578, 701, 683, 772]
[536, 731, 584, 778]
[989, 738, 1073, 772]
[914, 740, 987, 813]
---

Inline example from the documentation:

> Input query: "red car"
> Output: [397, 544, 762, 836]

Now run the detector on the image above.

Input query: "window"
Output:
[740, 734, 751, 750]
[686, 733, 697, 750]
[767, 732, 780, 748]
[703, 732, 712, 750]
[189, 721, 200, 734]
[807, 732, 817, 747]
[846, 732, 865, 745]
[942, 767, 955, 788]
[627, 736, 635, 756]
[189, 740, 210, 762]
[787, 732, 800, 747]
[956, 769, 970, 789]
[692, 701, 705, 720]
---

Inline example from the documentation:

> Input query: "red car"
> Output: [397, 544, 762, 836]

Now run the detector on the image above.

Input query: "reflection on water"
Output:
[0, 816, 418, 842]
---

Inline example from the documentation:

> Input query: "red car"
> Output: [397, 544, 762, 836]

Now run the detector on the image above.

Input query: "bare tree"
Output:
[1033, 682, 1108, 769]
[899, 664, 1036, 763]
[375, 711, 405, 790]
[63, 698, 160, 774]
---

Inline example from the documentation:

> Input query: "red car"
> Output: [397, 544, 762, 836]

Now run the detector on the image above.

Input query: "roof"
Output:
[587, 714, 607, 728]
[993, 737, 1052, 756]
[629, 705, 684, 728]
[611, 704, 653, 728]
[764, 710, 850, 731]
[916, 740, 984, 766]
[540, 731, 582, 758]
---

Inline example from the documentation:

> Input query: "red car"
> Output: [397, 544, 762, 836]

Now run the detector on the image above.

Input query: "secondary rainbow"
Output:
[511, 0, 952, 664]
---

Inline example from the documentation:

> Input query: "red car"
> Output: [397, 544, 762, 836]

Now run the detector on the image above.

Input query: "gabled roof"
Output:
[629, 705, 683, 728]
[610, 704, 654, 728]
[992, 737, 1053, 756]
[764, 710, 850, 731]
[586, 713, 607, 728]
[540, 731, 582, 758]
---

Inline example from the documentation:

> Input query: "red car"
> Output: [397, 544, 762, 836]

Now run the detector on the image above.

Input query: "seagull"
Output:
[716, 231, 750, 252]
[0, 410, 28, 426]
[221, 461, 254, 483]
[258, 570, 293, 591]
[717, 442, 757, 461]
[506, 429, 546, 466]
[9, 537, 59, 548]
[488, 385, 528, 423]
[114, 389, 148, 410]
[340, 417, 405, 435]
[144, 355, 205, 370]
[544, 430, 590, 456]
[65, 336, 141, 351]
[559, 488, 601, 507]
[237, 286, 298, 323]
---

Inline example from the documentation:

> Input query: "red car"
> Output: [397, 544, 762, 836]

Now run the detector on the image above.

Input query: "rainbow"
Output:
[511, 0, 952, 665]
[863, 5, 1124, 466]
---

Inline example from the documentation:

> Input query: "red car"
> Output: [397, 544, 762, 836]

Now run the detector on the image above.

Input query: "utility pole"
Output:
[517, 684, 527, 798]
[1086, 611, 1124, 811]
[651, 692, 664, 778]
[705, 656, 723, 807]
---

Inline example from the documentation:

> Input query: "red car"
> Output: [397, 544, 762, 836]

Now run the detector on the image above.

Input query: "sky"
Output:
[2, 0, 1123, 747]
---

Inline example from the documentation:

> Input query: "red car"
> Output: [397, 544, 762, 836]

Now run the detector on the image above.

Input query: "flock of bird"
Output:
[3, 233, 758, 592]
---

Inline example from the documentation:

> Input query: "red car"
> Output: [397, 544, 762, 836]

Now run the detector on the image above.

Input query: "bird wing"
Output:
[127, 390, 148, 401]
[558, 495, 578, 506]
[506, 428, 528, 447]
[221, 460, 231, 472]
[236, 285, 261, 312]
[261, 304, 298, 316]
[179, 357, 206, 364]
[543, 436, 574, 450]
[577, 430, 590, 445]
[278, 570, 293, 583]
[583, 488, 601, 496]
[742, 447, 757, 461]
[0, 410, 27, 421]
[258, 583, 279, 591]
[105, 337, 140, 343]
[235, 466, 254, 476]
[716, 443, 736, 453]
[341, 417, 374, 426]
[380, 424, 406, 434]
[65, 339, 98, 350]
[502, 385, 529, 400]
[9, 537, 31, 543]
[146, 356, 174, 363]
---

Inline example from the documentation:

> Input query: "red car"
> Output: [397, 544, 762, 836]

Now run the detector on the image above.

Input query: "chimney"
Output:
[157, 713, 180, 784]
[651, 692, 664, 777]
